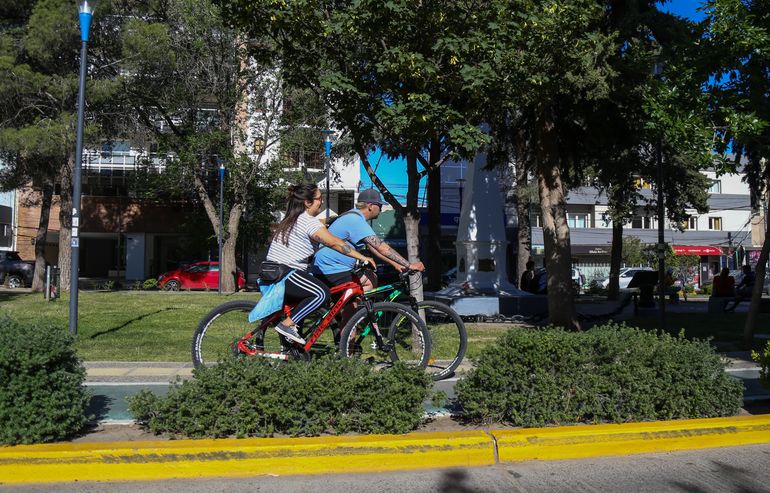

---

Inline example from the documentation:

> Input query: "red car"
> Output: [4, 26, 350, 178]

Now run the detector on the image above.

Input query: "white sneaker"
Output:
[274, 323, 306, 345]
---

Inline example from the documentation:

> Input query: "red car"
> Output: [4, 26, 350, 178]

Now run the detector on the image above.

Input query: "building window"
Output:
[338, 191, 354, 213]
[681, 216, 698, 230]
[601, 212, 610, 227]
[631, 215, 652, 229]
[567, 213, 589, 228]
[634, 177, 653, 190]
[0, 224, 11, 248]
[708, 180, 722, 194]
[529, 209, 542, 227]
[709, 217, 723, 231]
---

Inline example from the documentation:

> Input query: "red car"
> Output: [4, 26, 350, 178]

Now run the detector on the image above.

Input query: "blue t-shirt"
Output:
[313, 210, 377, 274]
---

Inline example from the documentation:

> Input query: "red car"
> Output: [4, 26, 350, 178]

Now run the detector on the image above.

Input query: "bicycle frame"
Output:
[365, 279, 414, 308]
[236, 279, 371, 360]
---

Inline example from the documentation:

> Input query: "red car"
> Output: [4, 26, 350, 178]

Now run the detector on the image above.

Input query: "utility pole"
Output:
[657, 138, 666, 331]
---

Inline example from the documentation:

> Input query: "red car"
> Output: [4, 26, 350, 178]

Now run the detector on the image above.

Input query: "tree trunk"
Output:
[515, 163, 531, 287]
[57, 157, 73, 291]
[405, 153, 424, 303]
[425, 141, 442, 291]
[535, 107, 579, 329]
[220, 205, 243, 293]
[31, 182, 54, 292]
[607, 218, 623, 301]
[744, 214, 770, 348]
[192, 174, 243, 293]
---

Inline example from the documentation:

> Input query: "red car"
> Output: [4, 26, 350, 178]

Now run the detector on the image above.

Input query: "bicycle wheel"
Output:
[416, 300, 467, 381]
[192, 300, 286, 368]
[339, 302, 431, 368]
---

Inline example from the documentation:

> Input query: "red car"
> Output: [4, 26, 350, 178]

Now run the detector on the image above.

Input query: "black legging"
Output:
[283, 270, 330, 324]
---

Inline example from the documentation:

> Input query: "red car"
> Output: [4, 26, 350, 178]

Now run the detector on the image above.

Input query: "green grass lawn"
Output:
[5, 290, 758, 363]
[0, 291, 256, 361]
[0, 290, 513, 363]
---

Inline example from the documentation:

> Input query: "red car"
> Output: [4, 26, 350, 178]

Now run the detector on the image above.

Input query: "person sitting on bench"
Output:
[712, 267, 735, 298]
[725, 265, 754, 312]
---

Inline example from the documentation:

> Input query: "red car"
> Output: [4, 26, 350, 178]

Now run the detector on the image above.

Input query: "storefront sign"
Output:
[672, 245, 723, 256]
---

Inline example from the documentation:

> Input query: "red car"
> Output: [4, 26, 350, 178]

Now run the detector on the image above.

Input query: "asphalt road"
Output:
[3, 443, 769, 493]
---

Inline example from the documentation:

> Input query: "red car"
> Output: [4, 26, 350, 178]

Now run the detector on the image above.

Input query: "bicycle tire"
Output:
[338, 301, 432, 369]
[192, 300, 286, 368]
[414, 300, 467, 381]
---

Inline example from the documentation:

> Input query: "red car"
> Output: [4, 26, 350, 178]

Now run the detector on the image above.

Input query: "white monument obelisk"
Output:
[450, 151, 524, 296]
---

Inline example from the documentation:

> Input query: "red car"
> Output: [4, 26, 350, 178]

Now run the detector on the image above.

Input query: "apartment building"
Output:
[530, 168, 756, 283]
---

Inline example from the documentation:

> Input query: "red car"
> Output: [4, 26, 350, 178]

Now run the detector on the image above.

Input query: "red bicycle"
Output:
[192, 265, 431, 369]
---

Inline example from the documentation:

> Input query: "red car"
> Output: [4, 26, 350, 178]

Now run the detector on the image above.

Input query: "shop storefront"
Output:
[672, 245, 724, 285]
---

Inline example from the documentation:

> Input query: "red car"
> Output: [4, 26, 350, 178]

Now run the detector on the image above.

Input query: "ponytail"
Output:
[273, 183, 319, 245]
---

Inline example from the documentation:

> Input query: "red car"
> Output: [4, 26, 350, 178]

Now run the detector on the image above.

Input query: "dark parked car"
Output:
[158, 261, 246, 291]
[0, 251, 33, 288]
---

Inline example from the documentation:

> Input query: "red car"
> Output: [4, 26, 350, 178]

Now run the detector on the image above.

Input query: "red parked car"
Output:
[158, 261, 246, 291]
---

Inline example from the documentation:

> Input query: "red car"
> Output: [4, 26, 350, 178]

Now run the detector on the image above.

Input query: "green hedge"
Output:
[456, 324, 743, 426]
[129, 356, 432, 438]
[0, 317, 90, 444]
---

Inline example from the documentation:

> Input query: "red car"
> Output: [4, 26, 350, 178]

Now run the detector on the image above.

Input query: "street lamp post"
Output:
[323, 130, 333, 222]
[69, 0, 95, 336]
[657, 139, 666, 331]
[218, 161, 225, 295]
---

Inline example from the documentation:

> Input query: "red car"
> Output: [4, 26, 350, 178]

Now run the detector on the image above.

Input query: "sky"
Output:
[358, 1, 707, 203]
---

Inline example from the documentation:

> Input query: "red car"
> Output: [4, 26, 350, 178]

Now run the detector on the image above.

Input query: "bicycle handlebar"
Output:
[351, 260, 420, 280]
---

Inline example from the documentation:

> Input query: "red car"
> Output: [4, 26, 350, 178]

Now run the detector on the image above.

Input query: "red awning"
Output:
[672, 245, 724, 256]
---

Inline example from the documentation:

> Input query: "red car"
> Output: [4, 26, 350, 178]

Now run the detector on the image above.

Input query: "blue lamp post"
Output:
[218, 161, 225, 294]
[323, 130, 333, 222]
[69, 0, 95, 336]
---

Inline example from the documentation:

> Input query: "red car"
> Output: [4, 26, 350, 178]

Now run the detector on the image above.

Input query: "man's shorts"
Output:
[314, 269, 377, 289]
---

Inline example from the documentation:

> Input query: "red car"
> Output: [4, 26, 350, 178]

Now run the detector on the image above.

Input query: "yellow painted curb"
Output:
[493, 414, 770, 463]
[0, 431, 495, 484]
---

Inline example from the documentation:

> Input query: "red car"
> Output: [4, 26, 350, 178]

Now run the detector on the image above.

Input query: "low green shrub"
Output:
[129, 356, 432, 438]
[142, 278, 159, 290]
[752, 342, 770, 389]
[700, 284, 713, 295]
[101, 280, 116, 291]
[456, 324, 743, 427]
[0, 317, 91, 444]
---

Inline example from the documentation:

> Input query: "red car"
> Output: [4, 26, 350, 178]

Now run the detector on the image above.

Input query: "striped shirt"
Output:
[266, 212, 323, 270]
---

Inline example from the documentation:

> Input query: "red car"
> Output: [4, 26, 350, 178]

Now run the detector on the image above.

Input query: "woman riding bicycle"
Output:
[265, 183, 374, 345]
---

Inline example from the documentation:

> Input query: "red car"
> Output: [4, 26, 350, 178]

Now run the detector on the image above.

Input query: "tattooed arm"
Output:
[362, 235, 424, 272]
[312, 227, 375, 268]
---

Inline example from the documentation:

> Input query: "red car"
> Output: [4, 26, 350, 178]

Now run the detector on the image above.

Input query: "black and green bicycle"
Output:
[362, 270, 467, 381]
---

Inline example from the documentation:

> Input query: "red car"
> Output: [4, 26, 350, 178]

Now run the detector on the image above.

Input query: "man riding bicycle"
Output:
[312, 188, 424, 323]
